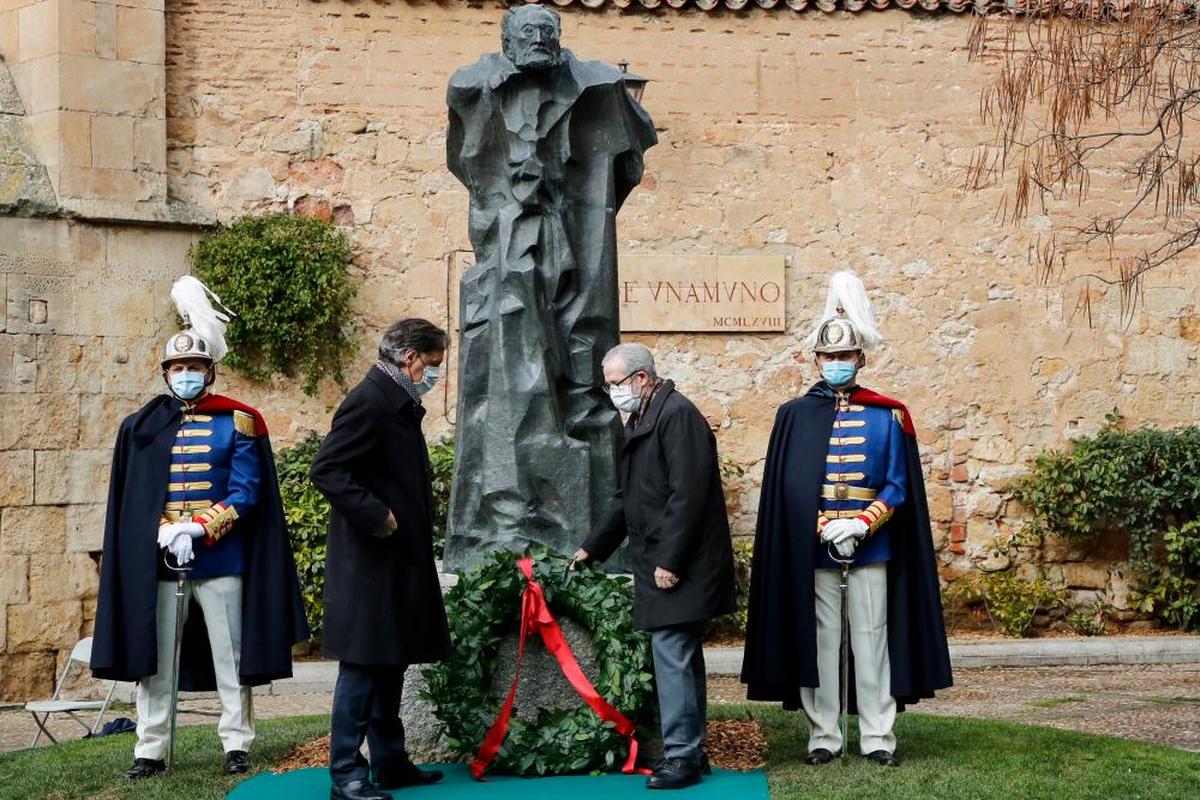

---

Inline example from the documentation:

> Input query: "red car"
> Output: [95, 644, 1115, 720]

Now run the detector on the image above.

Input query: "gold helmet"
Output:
[161, 329, 214, 367]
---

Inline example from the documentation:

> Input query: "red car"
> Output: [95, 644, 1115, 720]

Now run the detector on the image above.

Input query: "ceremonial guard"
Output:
[741, 272, 952, 767]
[91, 277, 308, 779]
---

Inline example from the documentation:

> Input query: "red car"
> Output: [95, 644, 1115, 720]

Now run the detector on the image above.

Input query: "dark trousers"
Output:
[650, 625, 707, 765]
[329, 661, 408, 784]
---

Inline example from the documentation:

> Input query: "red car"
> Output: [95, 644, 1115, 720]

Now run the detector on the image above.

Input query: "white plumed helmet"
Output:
[161, 276, 235, 366]
[804, 271, 881, 354]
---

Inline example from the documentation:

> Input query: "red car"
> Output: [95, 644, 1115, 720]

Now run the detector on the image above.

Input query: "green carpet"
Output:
[226, 765, 768, 799]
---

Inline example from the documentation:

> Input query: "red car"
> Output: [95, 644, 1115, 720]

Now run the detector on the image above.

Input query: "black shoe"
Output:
[330, 779, 389, 800]
[224, 750, 250, 775]
[122, 758, 165, 780]
[865, 750, 900, 767]
[646, 757, 702, 790]
[700, 751, 712, 775]
[805, 748, 837, 766]
[374, 759, 445, 789]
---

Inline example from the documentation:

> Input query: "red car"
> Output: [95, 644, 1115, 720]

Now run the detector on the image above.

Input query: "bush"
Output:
[276, 432, 330, 642]
[190, 213, 357, 396]
[947, 571, 1067, 637]
[1132, 520, 1200, 631]
[428, 436, 454, 560]
[1068, 601, 1110, 636]
[1010, 410, 1200, 563]
[709, 538, 754, 639]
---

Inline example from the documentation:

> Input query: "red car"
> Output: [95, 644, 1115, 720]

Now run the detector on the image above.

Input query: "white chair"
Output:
[25, 636, 118, 747]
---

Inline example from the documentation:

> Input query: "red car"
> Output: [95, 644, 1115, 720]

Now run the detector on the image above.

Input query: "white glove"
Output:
[157, 521, 205, 548]
[822, 518, 869, 545]
[168, 532, 195, 565]
[833, 536, 859, 559]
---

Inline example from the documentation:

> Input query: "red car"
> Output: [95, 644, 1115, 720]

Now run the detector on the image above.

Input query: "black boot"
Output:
[646, 757, 702, 790]
[865, 750, 900, 767]
[122, 758, 165, 780]
[805, 748, 837, 766]
[330, 778, 389, 800]
[224, 750, 250, 774]
[375, 759, 444, 789]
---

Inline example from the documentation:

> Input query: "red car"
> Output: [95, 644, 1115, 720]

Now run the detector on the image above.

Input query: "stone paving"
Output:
[4, 663, 1198, 757]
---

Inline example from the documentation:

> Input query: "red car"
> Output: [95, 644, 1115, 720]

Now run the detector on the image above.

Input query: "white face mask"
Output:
[608, 383, 641, 413]
[416, 364, 441, 395]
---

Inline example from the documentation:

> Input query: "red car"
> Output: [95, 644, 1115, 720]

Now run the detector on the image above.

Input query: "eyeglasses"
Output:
[605, 370, 642, 392]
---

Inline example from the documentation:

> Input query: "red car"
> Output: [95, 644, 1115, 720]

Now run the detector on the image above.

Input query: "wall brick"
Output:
[0, 505, 66, 554]
[28, 551, 99, 601]
[116, 5, 164, 65]
[5, 599, 82, 653]
[65, 502, 105, 552]
[34, 449, 111, 505]
[0, 555, 30, 604]
[0, 651, 57, 701]
[0, 449, 35, 505]
[90, 113, 134, 170]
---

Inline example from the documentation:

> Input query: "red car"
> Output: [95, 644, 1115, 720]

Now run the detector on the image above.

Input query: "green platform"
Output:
[226, 765, 769, 799]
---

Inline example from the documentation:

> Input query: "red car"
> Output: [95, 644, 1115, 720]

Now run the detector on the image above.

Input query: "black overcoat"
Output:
[90, 395, 309, 690]
[740, 382, 953, 711]
[583, 381, 737, 631]
[310, 368, 451, 667]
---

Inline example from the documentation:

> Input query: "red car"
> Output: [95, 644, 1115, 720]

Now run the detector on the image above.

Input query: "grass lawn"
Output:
[711, 706, 1200, 800]
[2, 709, 1198, 800]
[0, 714, 328, 800]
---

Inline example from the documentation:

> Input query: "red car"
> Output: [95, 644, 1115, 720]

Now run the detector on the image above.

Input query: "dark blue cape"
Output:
[90, 395, 308, 690]
[740, 383, 952, 711]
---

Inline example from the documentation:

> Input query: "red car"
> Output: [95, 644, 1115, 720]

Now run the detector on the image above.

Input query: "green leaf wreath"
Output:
[421, 547, 656, 776]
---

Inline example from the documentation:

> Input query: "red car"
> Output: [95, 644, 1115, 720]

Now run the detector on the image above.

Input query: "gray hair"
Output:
[379, 318, 448, 364]
[603, 343, 657, 379]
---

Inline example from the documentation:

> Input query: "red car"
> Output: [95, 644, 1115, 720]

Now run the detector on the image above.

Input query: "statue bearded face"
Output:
[501, 7, 562, 72]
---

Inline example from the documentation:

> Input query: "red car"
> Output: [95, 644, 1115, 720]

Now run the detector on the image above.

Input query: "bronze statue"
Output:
[444, 5, 657, 570]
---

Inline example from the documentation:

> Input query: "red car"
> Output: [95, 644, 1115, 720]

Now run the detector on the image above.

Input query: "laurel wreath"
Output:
[421, 547, 655, 776]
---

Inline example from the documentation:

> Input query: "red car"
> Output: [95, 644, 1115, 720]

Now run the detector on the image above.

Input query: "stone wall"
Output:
[2, 2, 1198, 697]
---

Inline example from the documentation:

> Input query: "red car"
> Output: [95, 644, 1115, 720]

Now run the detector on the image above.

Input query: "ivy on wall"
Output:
[190, 213, 357, 396]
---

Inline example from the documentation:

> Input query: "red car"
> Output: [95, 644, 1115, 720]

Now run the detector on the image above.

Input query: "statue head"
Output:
[501, 5, 562, 72]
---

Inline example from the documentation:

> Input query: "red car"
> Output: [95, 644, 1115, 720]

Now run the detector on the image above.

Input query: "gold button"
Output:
[835, 485, 849, 500]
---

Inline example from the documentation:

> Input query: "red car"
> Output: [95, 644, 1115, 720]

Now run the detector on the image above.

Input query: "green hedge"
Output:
[190, 213, 357, 396]
[1010, 411, 1200, 631]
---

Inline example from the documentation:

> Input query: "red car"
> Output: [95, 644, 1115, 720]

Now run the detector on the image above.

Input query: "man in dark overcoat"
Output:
[310, 318, 452, 800]
[573, 343, 736, 791]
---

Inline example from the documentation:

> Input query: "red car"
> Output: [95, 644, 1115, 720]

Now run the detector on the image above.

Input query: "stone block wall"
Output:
[0, 0, 167, 220]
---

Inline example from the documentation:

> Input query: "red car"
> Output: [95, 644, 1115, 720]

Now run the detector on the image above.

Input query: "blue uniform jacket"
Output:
[159, 408, 261, 580]
[815, 395, 910, 569]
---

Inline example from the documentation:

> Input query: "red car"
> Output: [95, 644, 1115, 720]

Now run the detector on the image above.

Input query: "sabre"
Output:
[164, 550, 192, 771]
[828, 543, 854, 765]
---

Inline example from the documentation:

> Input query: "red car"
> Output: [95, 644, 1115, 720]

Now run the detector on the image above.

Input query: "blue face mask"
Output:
[820, 360, 858, 388]
[169, 371, 207, 400]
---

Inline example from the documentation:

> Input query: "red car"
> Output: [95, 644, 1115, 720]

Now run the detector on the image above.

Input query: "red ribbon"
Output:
[469, 557, 650, 780]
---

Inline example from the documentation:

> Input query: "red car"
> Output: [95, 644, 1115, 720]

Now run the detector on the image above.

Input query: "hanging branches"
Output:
[970, 4, 1200, 318]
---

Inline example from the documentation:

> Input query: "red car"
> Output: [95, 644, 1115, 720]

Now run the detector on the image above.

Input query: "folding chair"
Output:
[25, 636, 118, 747]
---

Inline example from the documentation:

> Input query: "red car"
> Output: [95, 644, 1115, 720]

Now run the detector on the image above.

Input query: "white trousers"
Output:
[800, 563, 897, 755]
[134, 575, 255, 760]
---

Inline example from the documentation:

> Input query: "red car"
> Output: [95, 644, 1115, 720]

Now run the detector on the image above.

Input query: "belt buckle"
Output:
[835, 484, 849, 501]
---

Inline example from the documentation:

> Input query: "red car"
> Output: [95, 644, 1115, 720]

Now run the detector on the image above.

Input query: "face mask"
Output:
[416, 365, 440, 396]
[820, 360, 858, 388]
[169, 371, 207, 400]
[608, 384, 641, 413]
